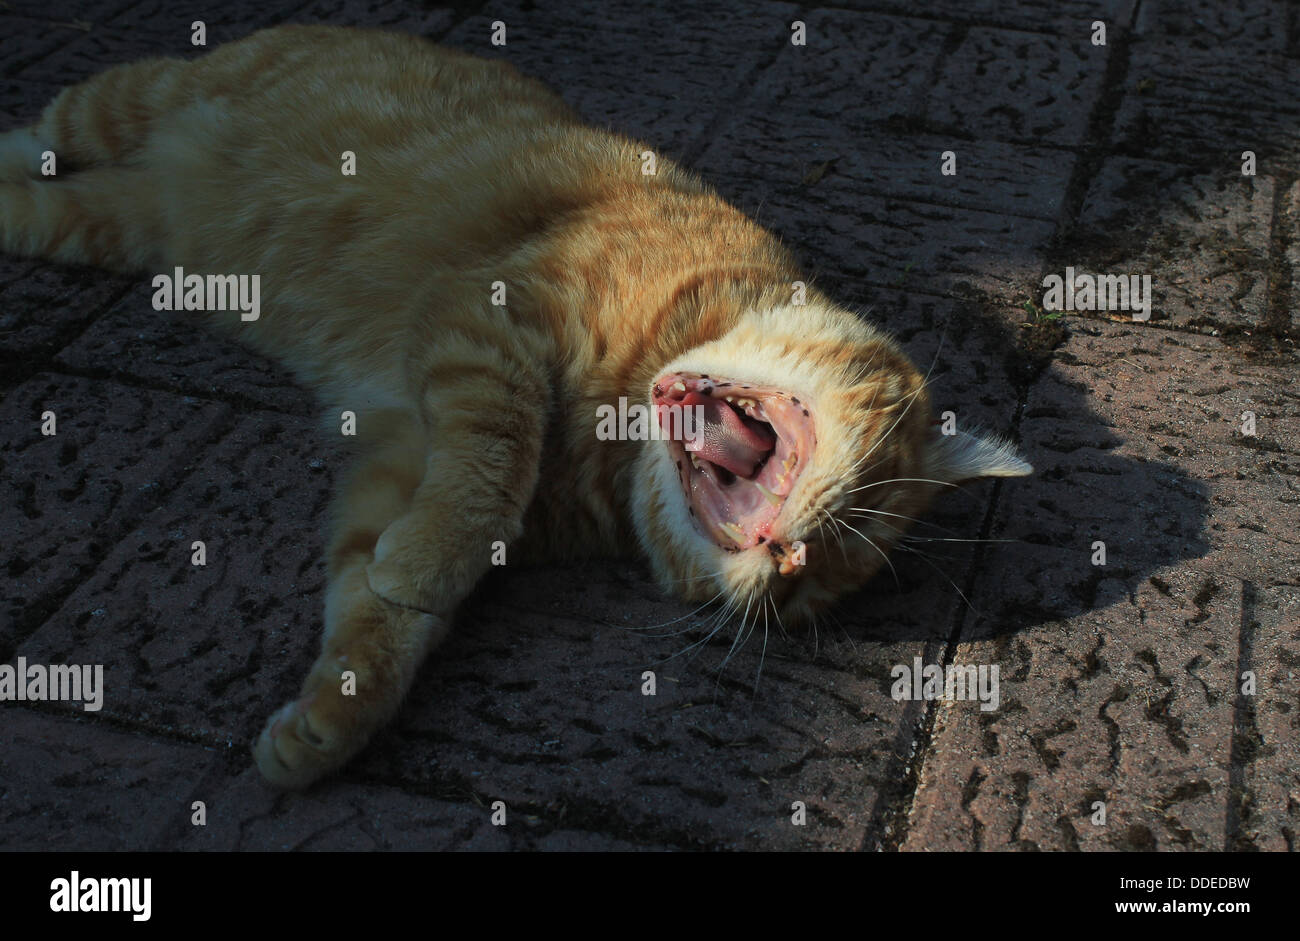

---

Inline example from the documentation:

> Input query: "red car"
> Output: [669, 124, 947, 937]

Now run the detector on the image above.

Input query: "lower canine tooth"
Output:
[721, 523, 746, 543]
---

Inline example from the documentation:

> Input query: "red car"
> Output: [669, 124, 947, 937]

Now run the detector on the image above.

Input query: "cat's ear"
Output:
[924, 427, 1033, 484]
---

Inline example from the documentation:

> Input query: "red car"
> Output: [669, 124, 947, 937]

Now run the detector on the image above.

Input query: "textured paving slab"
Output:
[904, 319, 1299, 850]
[696, 110, 1077, 222]
[12, 1, 314, 84]
[444, 0, 799, 159]
[55, 283, 316, 415]
[168, 765, 509, 851]
[0, 708, 219, 851]
[18, 410, 341, 741]
[1113, 37, 1300, 172]
[0, 374, 230, 659]
[1071, 162, 1274, 335]
[924, 26, 1110, 147]
[693, 145, 1055, 295]
[830, 0, 1138, 35]
[0, 264, 133, 358]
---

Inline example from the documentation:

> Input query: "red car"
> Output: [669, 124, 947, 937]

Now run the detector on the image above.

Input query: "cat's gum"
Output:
[651, 371, 815, 554]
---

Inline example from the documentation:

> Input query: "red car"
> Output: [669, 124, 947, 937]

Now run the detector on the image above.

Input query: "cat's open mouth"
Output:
[652, 372, 814, 551]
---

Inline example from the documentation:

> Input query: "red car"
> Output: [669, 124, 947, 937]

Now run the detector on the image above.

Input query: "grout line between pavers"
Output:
[675, 4, 813, 169]
[1225, 579, 1259, 851]
[865, 3, 1146, 852]
[813, 3, 1131, 38]
[0, 397, 242, 662]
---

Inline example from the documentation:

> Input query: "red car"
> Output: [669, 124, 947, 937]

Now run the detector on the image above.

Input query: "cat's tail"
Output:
[0, 57, 195, 268]
[0, 56, 190, 182]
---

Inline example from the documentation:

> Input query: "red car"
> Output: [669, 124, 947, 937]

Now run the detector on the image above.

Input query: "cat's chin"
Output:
[651, 371, 814, 562]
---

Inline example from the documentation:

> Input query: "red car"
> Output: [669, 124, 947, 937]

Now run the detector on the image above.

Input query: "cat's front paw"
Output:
[252, 651, 385, 789]
[253, 690, 357, 789]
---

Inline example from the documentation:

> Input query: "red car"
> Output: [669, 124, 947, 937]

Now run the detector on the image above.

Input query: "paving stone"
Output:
[172, 766, 509, 850]
[56, 282, 316, 415]
[288, 0, 458, 35]
[0, 708, 218, 850]
[0, 374, 230, 658]
[1237, 583, 1300, 851]
[0, 263, 133, 357]
[1115, 39, 1300, 171]
[0, 15, 86, 79]
[905, 566, 1244, 850]
[696, 109, 1077, 222]
[903, 319, 1299, 850]
[702, 164, 1055, 297]
[723, 9, 948, 136]
[924, 26, 1110, 148]
[1064, 160, 1274, 334]
[364, 569, 962, 850]
[108, 0, 342, 43]
[444, 0, 800, 158]
[1134, 0, 1290, 53]
[17, 410, 343, 741]
[824, 1, 1137, 35]
[0, 76, 63, 125]
[13, 1, 317, 84]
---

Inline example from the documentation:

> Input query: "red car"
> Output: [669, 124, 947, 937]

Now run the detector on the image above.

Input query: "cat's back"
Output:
[151, 25, 610, 271]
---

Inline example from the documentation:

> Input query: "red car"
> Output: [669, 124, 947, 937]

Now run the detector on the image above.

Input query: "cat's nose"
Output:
[767, 539, 808, 577]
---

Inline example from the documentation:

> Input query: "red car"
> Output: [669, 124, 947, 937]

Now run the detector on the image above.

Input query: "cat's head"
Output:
[631, 299, 1031, 626]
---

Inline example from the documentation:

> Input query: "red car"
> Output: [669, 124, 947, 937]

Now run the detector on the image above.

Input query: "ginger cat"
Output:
[0, 25, 1031, 788]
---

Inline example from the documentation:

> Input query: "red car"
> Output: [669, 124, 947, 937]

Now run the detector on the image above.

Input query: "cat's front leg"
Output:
[255, 347, 549, 788]
[365, 337, 551, 615]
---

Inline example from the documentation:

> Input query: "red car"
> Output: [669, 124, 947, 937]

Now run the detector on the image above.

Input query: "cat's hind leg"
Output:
[254, 323, 553, 788]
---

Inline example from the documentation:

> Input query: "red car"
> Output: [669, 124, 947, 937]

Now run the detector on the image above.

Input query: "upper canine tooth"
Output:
[672, 381, 686, 393]
[754, 481, 781, 505]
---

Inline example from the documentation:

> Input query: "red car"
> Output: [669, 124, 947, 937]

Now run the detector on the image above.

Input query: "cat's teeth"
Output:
[672, 381, 686, 393]
[689, 453, 703, 470]
[754, 481, 782, 505]
[721, 522, 746, 543]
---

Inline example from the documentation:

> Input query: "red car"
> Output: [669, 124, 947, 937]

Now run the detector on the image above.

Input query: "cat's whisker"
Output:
[716, 590, 757, 677]
[751, 594, 773, 700]
[612, 589, 726, 636]
[693, 590, 751, 663]
[828, 603, 858, 654]
[901, 534, 1020, 544]
[847, 477, 964, 495]
[768, 593, 790, 644]
[893, 543, 983, 619]
[835, 517, 902, 591]
[845, 505, 938, 530]
[820, 507, 851, 564]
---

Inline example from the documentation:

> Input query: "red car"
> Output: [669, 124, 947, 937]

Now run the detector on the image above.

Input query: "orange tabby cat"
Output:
[0, 25, 1031, 788]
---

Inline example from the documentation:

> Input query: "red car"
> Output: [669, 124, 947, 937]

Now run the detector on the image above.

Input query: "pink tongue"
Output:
[684, 392, 775, 477]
